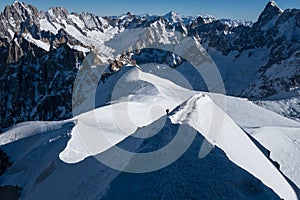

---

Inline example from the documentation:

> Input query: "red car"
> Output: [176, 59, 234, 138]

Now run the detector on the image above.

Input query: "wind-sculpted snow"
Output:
[170, 94, 298, 200]
[60, 67, 195, 163]
[0, 69, 299, 198]
[250, 126, 300, 188]
[60, 67, 296, 199]
[0, 121, 71, 146]
[0, 108, 280, 200]
[0, 73, 298, 199]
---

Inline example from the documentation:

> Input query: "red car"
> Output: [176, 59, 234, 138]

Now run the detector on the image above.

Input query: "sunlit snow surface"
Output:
[0, 67, 299, 199]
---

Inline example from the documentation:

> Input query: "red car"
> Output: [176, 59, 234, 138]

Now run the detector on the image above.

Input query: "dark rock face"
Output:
[0, 2, 39, 39]
[253, 1, 283, 30]
[0, 38, 85, 132]
[0, 1, 299, 131]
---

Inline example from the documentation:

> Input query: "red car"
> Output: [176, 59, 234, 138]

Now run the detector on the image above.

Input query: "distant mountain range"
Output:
[0, 1, 299, 132]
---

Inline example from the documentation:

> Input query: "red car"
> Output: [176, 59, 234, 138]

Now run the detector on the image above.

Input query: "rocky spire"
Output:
[253, 1, 283, 30]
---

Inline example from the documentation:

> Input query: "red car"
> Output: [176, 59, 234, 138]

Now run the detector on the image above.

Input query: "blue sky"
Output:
[1, 0, 300, 21]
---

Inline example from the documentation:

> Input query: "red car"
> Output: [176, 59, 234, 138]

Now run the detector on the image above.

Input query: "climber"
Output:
[166, 109, 169, 115]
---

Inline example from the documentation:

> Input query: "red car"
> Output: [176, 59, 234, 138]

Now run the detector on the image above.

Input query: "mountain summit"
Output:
[253, 0, 283, 29]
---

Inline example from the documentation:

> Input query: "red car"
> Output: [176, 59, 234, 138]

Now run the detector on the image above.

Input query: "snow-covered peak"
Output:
[47, 7, 69, 19]
[11, 1, 33, 11]
[219, 19, 253, 27]
[198, 14, 216, 23]
[2, 1, 39, 21]
[11, 1, 26, 9]
[163, 11, 182, 23]
[61, 66, 194, 163]
[268, 1, 283, 13]
[263, 1, 283, 16]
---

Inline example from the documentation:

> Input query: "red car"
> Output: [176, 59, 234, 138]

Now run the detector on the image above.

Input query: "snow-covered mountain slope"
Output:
[0, 115, 280, 200]
[170, 94, 298, 200]
[101, 125, 278, 200]
[61, 66, 194, 163]
[243, 51, 300, 98]
[0, 66, 299, 199]
[249, 126, 300, 188]
[209, 93, 299, 128]
[255, 88, 300, 122]
[208, 92, 300, 189]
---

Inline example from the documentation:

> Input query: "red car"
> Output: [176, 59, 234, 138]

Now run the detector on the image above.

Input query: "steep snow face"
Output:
[101, 123, 279, 200]
[207, 48, 270, 95]
[208, 93, 300, 128]
[249, 126, 300, 188]
[0, 121, 70, 146]
[170, 94, 298, 200]
[0, 107, 280, 200]
[207, 92, 300, 193]
[22, 33, 50, 51]
[60, 66, 195, 163]
[0, 67, 299, 199]
[61, 67, 297, 199]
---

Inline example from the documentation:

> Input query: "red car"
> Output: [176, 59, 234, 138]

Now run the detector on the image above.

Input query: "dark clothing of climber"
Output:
[166, 109, 169, 115]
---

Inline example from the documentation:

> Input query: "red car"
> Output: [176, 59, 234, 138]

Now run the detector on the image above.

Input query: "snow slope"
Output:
[256, 88, 300, 122]
[0, 121, 70, 146]
[38, 12, 120, 62]
[206, 47, 269, 95]
[22, 33, 50, 51]
[0, 108, 280, 200]
[60, 66, 195, 163]
[170, 94, 298, 200]
[101, 121, 278, 200]
[208, 92, 300, 190]
[0, 66, 298, 199]
[54, 67, 299, 199]
[0, 121, 123, 199]
[250, 126, 300, 188]
[208, 92, 300, 128]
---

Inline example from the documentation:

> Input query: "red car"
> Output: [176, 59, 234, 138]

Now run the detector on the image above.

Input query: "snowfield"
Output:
[209, 92, 300, 190]
[256, 88, 300, 122]
[60, 67, 194, 163]
[250, 126, 300, 188]
[0, 66, 299, 199]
